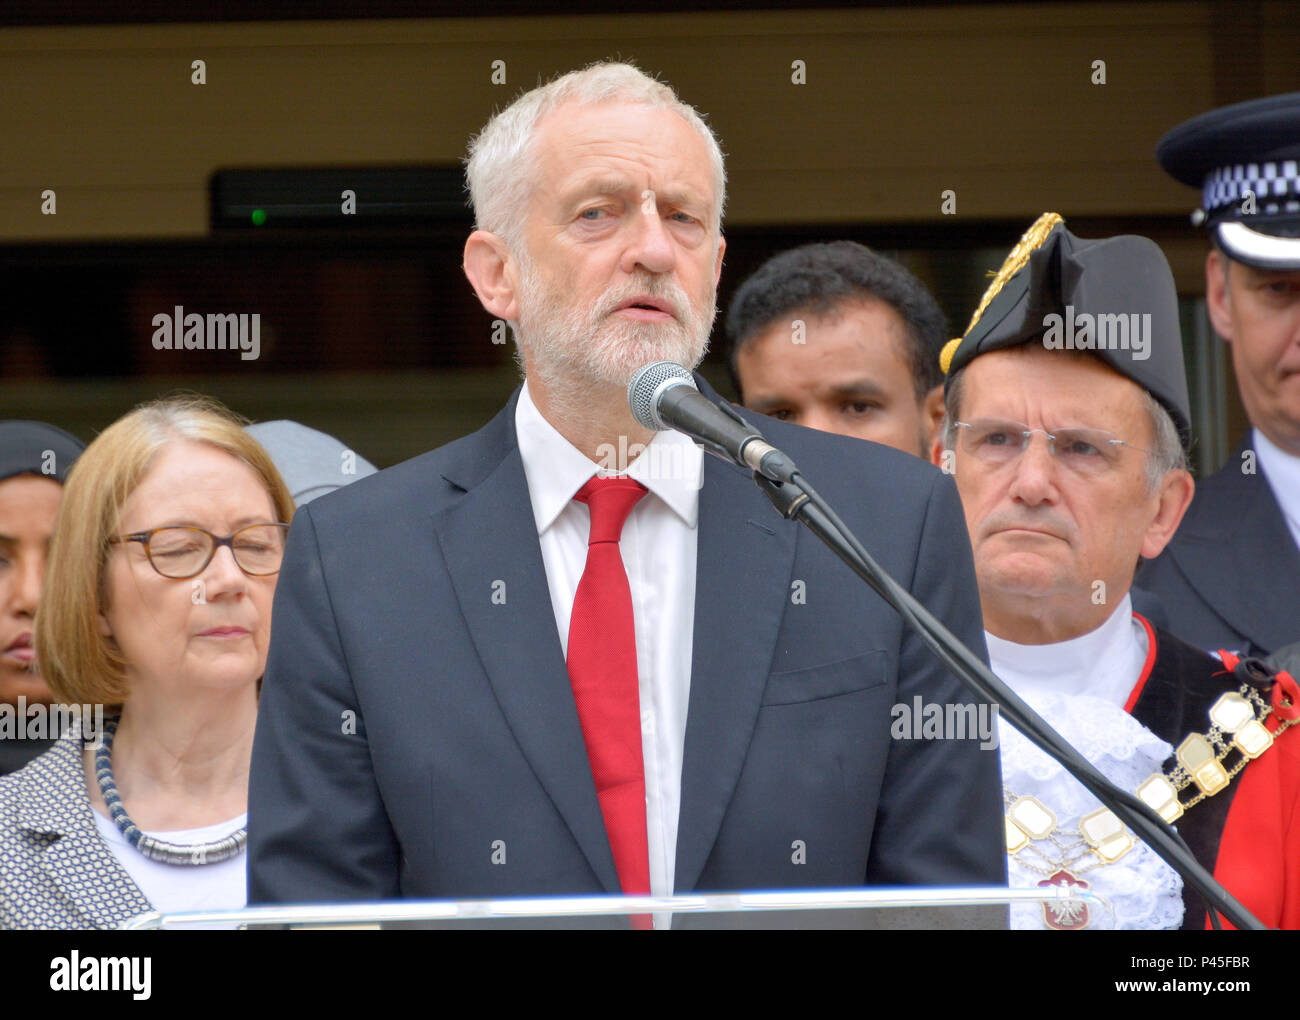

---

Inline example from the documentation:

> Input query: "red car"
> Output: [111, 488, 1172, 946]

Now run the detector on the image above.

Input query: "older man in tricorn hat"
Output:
[933, 213, 1300, 930]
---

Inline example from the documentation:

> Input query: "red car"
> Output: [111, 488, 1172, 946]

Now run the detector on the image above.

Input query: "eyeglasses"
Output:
[108, 524, 289, 579]
[952, 419, 1151, 475]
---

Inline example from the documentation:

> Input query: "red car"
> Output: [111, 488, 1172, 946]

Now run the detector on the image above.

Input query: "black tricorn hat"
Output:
[1157, 91, 1300, 271]
[940, 213, 1192, 450]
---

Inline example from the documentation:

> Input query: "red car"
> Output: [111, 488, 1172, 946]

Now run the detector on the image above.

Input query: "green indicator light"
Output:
[251, 209, 267, 227]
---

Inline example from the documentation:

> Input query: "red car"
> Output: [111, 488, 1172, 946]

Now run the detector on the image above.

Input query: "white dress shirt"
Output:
[987, 596, 1186, 930]
[515, 381, 701, 927]
[1253, 427, 1300, 555]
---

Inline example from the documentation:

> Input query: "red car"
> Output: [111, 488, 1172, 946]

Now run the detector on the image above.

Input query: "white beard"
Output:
[512, 257, 717, 397]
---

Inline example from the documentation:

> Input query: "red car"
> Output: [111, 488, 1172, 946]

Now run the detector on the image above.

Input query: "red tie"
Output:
[567, 476, 652, 928]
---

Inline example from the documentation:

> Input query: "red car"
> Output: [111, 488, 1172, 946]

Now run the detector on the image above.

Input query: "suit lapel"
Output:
[1229, 466, 1300, 651]
[435, 382, 800, 896]
[18, 734, 153, 928]
[674, 455, 797, 893]
[41, 828, 153, 928]
[1170, 439, 1300, 652]
[432, 400, 622, 893]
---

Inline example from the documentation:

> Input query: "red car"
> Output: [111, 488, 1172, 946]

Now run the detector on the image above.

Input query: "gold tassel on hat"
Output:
[940, 212, 1064, 375]
[939, 336, 962, 376]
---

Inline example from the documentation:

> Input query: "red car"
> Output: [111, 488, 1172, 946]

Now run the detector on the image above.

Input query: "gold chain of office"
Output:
[1003, 681, 1294, 929]
[1005, 682, 1294, 870]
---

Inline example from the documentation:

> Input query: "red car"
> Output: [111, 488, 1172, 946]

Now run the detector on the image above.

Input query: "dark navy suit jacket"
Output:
[247, 380, 1005, 916]
[1138, 436, 1300, 658]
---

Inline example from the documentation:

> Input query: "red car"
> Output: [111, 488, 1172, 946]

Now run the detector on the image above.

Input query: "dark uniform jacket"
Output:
[1138, 436, 1300, 658]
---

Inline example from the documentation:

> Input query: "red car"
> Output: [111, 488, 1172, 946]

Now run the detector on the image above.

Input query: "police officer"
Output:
[1138, 93, 1300, 657]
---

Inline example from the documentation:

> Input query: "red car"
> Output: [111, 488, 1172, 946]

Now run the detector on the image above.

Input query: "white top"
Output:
[92, 807, 247, 922]
[515, 381, 702, 929]
[1253, 427, 1300, 555]
[987, 596, 1185, 930]
[985, 593, 1149, 708]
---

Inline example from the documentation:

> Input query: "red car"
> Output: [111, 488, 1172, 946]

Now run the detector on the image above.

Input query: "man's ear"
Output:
[929, 434, 947, 469]
[1205, 249, 1234, 343]
[713, 234, 726, 288]
[922, 385, 945, 448]
[1140, 469, 1196, 561]
[463, 230, 520, 322]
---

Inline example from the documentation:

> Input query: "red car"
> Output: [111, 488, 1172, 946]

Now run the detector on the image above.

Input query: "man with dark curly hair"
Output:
[726, 241, 947, 457]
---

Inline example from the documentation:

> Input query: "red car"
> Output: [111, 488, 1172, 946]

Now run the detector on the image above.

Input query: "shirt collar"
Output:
[984, 593, 1141, 705]
[1253, 426, 1300, 527]
[515, 380, 702, 534]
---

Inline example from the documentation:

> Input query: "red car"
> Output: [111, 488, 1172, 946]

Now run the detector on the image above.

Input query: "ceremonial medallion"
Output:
[1037, 870, 1091, 930]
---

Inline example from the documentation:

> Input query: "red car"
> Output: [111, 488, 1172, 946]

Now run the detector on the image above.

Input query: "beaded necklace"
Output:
[94, 716, 247, 866]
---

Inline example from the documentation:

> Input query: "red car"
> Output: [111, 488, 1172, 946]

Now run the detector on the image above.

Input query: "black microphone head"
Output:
[628, 361, 696, 430]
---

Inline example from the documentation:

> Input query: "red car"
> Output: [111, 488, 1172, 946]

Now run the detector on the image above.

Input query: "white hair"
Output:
[464, 61, 727, 253]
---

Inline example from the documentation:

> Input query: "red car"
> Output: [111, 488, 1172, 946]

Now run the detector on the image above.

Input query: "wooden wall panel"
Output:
[0, 3, 1294, 242]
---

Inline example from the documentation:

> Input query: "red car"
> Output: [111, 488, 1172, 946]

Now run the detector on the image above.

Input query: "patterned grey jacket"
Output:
[0, 730, 152, 929]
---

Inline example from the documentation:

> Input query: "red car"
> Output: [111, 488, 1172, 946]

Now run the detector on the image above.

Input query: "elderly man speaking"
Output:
[247, 62, 1003, 927]
[934, 213, 1300, 930]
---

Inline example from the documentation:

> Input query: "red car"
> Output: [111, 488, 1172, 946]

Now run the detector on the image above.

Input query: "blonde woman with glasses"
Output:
[0, 395, 293, 929]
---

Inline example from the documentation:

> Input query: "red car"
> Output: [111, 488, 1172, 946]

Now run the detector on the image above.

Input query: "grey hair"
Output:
[464, 61, 727, 254]
[1140, 389, 1188, 488]
[941, 363, 1188, 491]
[940, 366, 966, 454]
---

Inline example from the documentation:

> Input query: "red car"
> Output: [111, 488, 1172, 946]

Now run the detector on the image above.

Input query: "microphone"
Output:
[627, 362, 799, 483]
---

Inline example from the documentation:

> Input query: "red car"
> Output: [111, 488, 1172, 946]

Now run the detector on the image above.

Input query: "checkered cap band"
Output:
[1203, 161, 1300, 216]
